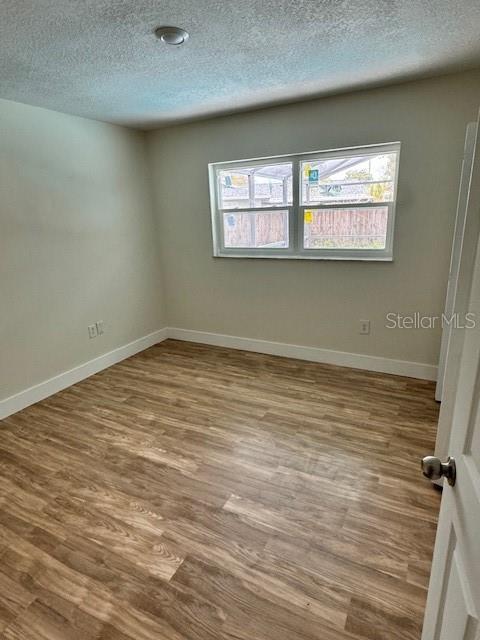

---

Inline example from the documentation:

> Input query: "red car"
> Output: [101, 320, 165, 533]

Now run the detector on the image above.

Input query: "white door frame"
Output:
[436, 121, 478, 403]
[435, 122, 479, 464]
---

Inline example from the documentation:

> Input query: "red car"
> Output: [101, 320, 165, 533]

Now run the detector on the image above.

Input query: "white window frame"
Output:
[209, 142, 401, 261]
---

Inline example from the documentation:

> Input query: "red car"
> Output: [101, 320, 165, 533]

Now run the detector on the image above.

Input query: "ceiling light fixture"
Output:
[155, 26, 189, 46]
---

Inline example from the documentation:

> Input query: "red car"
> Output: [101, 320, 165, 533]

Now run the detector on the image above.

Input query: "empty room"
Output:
[1, 1, 480, 638]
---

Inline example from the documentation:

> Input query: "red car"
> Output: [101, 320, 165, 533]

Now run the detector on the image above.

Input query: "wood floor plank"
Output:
[0, 339, 441, 639]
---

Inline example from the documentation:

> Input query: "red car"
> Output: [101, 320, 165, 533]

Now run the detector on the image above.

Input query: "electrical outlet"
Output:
[359, 320, 371, 335]
[96, 320, 105, 336]
[88, 324, 98, 339]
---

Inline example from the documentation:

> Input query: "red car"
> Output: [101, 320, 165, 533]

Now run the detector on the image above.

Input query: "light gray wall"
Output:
[148, 70, 480, 366]
[0, 98, 165, 400]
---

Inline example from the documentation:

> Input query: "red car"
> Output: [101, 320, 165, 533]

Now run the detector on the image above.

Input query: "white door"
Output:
[436, 121, 478, 403]
[421, 241, 480, 633]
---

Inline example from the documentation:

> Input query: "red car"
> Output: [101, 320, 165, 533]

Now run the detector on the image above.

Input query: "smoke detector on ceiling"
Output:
[155, 26, 189, 46]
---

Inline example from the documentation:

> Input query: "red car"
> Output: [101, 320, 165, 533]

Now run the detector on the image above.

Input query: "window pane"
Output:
[219, 171, 249, 209]
[301, 153, 396, 205]
[218, 163, 292, 209]
[303, 207, 388, 250]
[223, 210, 289, 248]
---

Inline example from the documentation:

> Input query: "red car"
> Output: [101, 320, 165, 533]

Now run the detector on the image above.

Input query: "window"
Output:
[209, 142, 400, 260]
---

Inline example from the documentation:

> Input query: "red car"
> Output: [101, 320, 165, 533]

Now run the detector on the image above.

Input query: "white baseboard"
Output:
[167, 327, 438, 381]
[0, 326, 437, 421]
[0, 329, 168, 421]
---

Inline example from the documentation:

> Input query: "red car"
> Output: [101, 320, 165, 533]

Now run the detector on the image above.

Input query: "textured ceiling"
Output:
[1, 0, 480, 129]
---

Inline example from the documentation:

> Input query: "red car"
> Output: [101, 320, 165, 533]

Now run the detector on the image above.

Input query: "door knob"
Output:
[421, 456, 456, 486]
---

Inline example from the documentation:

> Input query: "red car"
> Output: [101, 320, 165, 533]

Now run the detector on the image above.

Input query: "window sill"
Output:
[213, 253, 393, 262]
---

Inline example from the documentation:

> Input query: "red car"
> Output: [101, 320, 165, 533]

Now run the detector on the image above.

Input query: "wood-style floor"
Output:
[0, 340, 441, 640]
